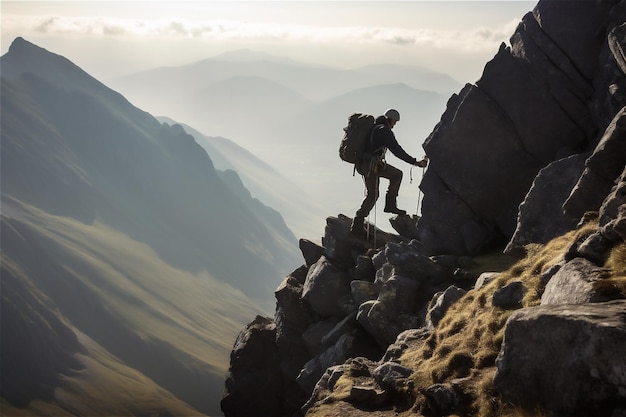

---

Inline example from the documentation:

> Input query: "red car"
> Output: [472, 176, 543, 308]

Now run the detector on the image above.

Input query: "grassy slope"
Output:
[1, 333, 203, 417]
[2, 197, 263, 416]
[307, 222, 626, 417]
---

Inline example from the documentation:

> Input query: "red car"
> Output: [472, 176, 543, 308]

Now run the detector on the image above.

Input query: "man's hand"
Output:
[414, 156, 428, 168]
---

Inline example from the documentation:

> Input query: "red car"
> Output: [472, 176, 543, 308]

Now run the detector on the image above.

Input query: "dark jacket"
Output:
[369, 116, 417, 165]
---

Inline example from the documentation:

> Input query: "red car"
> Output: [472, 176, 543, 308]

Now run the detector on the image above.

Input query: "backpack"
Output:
[339, 113, 375, 164]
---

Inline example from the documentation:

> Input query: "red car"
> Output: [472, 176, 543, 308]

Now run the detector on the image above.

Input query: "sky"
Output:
[1, 1, 536, 84]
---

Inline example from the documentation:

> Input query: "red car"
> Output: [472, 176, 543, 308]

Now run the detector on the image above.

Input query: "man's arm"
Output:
[384, 130, 424, 166]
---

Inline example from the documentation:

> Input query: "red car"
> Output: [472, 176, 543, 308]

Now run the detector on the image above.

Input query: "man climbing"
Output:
[350, 108, 428, 236]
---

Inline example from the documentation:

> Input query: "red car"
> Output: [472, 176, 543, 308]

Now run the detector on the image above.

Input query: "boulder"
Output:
[299, 239, 325, 268]
[577, 227, 620, 265]
[541, 257, 610, 305]
[424, 285, 467, 329]
[381, 328, 431, 363]
[301, 358, 381, 414]
[323, 215, 400, 267]
[506, 154, 587, 252]
[274, 267, 316, 329]
[221, 316, 283, 417]
[296, 329, 381, 396]
[353, 255, 376, 282]
[389, 214, 421, 240]
[421, 383, 459, 416]
[302, 256, 354, 317]
[357, 275, 421, 346]
[492, 281, 525, 310]
[372, 362, 413, 392]
[474, 272, 499, 290]
[384, 241, 454, 282]
[494, 300, 626, 416]
[302, 317, 342, 357]
[350, 280, 378, 307]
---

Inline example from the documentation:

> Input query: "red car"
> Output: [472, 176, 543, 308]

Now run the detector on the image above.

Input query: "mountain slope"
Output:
[2, 198, 256, 416]
[1, 37, 302, 415]
[157, 117, 327, 239]
[1, 37, 299, 301]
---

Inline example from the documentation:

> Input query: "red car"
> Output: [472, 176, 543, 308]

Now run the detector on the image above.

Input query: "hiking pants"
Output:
[355, 161, 403, 219]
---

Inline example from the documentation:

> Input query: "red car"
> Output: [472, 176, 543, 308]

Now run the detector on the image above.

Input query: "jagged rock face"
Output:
[418, 0, 626, 256]
[565, 107, 626, 222]
[505, 154, 588, 251]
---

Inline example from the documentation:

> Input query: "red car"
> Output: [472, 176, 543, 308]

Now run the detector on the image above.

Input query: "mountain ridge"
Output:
[1, 36, 302, 416]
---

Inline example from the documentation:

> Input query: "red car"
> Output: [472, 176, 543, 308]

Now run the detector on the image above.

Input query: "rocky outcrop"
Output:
[221, 215, 475, 416]
[418, 0, 626, 256]
[222, 206, 626, 417]
[222, 1, 626, 416]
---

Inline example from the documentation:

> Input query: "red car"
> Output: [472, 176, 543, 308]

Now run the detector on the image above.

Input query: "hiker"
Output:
[350, 108, 428, 235]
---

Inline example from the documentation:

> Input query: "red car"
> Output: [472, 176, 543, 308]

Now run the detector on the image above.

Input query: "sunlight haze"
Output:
[2, 1, 534, 83]
[1, 0, 537, 239]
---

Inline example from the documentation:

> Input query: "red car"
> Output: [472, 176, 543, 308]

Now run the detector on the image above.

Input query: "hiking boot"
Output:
[383, 202, 407, 216]
[384, 194, 407, 216]
[350, 216, 367, 237]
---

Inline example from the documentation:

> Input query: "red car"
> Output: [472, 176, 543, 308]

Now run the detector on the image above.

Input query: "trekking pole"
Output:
[416, 166, 425, 215]
[373, 175, 379, 247]
[363, 178, 370, 240]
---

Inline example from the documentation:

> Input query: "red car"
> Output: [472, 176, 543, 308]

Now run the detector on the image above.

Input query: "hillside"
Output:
[221, 1, 626, 416]
[156, 117, 326, 240]
[1, 37, 302, 416]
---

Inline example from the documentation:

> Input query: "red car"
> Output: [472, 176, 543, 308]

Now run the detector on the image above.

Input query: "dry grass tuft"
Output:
[593, 242, 626, 299]
[399, 222, 605, 417]
[604, 243, 626, 274]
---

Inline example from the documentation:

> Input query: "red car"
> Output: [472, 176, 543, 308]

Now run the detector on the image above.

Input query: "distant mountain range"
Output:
[111, 48, 460, 103]
[109, 48, 455, 231]
[1, 37, 303, 416]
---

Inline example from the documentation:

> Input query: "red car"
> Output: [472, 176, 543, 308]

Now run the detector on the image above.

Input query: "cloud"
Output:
[5, 14, 519, 52]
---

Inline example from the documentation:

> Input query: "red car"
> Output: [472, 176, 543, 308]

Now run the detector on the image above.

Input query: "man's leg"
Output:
[379, 164, 406, 215]
[351, 171, 380, 234]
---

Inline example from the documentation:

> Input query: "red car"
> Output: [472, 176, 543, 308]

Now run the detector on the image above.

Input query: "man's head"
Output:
[384, 108, 400, 128]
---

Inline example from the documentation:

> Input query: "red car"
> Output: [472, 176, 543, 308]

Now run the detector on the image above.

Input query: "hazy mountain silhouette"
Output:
[110, 52, 451, 232]
[158, 117, 327, 238]
[111, 48, 460, 104]
[186, 75, 313, 144]
[1, 37, 302, 416]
